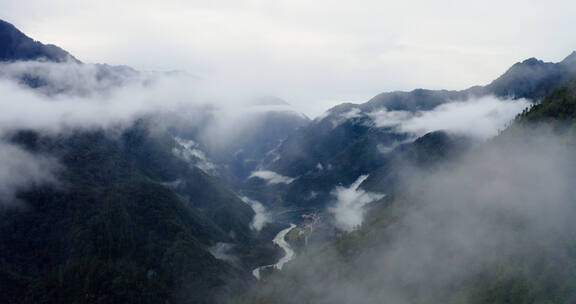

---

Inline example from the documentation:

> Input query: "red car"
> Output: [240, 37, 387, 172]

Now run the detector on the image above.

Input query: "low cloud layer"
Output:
[370, 96, 530, 139]
[249, 170, 295, 185]
[0, 62, 196, 204]
[0, 64, 207, 136]
[0, 142, 58, 205]
[172, 136, 217, 175]
[6, 0, 575, 118]
[245, 127, 576, 303]
[0, 61, 147, 96]
[0, 61, 306, 205]
[328, 175, 385, 232]
[241, 196, 272, 231]
[208, 242, 238, 264]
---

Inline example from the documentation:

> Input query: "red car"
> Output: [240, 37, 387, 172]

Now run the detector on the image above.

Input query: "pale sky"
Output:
[2, 0, 576, 116]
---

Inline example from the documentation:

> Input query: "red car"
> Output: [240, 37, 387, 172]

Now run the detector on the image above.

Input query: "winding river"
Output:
[252, 223, 297, 280]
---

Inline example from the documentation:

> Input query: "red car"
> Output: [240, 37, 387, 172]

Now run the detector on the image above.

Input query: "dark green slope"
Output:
[0, 21, 288, 304]
[122, 122, 256, 243]
[516, 78, 576, 123]
[0, 20, 254, 302]
[0, 127, 254, 304]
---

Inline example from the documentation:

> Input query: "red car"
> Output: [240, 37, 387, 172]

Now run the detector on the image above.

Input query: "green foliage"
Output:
[517, 79, 576, 123]
[0, 129, 250, 303]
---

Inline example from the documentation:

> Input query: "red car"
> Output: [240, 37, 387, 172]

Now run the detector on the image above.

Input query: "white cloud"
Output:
[0, 61, 146, 96]
[329, 175, 385, 232]
[0, 66, 200, 135]
[172, 136, 217, 174]
[0, 61, 304, 206]
[0, 142, 59, 205]
[242, 127, 576, 303]
[241, 196, 272, 231]
[339, 108, 362, 120]
[208, 242, 238, 264]
[249, 170, 295, 185]
[331, 107, 363, 128]
[368, 109, 413, 127]
[370, 96, 530, 139]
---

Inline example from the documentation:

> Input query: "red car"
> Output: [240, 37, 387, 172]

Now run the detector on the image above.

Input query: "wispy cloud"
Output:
[241, 196, 272, 231]
[369, 96, 530, 139]
[329, 175, 385, 231]
[0, 61, 303, 206]
[242, 127, 576, 303]
[249, 170, 295, 185]
[5, 0, 574, 117]
[0, 142, 59, 205]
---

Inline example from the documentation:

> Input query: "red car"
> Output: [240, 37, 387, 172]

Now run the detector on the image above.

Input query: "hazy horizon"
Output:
[3, 0, 576, 116]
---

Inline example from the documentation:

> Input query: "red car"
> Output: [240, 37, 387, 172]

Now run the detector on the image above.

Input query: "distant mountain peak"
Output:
[561, 50, 576, 65]
[520, 57, 544, 66]
[0, 19, 79, 63]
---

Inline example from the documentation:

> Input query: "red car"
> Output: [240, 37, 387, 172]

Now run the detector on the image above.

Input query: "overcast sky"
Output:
[2, 0, 576, 116]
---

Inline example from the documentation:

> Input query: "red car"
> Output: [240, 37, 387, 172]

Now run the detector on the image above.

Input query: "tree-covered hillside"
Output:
[236, 79, 576, 304]
[0, 125, 264, 303]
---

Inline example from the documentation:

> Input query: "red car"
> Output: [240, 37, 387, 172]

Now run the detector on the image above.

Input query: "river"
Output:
[252, 223, 297, 280]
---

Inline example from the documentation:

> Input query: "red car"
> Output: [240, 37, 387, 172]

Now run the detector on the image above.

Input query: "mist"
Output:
[0, 141, 58, 205]
[0, 68, 190, 135]
[0, 60, 147, 96]
[0, 60, 305, 209]
[6, 0, 576, 118]
[242, 126, 576, 303]
[369, 96, 530, 139]
[328, 175, 385, 232]
[241, 196, 272, 231]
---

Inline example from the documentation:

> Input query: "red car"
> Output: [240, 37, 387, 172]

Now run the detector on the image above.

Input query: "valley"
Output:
[2, 16, 576, 304]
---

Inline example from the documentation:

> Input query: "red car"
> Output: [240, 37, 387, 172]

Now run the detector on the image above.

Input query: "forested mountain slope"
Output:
[237, 78, 576, 304]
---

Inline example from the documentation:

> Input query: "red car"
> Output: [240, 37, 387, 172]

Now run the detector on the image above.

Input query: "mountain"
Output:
[0, 20, 283, 304]
[0, 128, 248, 303]
[485, 54, 576, 99]
[236, 77, 576, 304]
[121, 121, 257, 243]
[166, 101, 310, 189]
[0, 117, 291, 303]
[251, 52, 576, 209]
[514, 77, 576, 123]
[4, 17, 576, 304]
[0, 19, 143, 95]
[216, 107, 310, 187]
[0, 19, 78, 63]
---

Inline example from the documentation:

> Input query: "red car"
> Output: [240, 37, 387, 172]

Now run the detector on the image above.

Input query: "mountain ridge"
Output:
[0, 19, 78, 63]
[3, 17, 576, 304]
